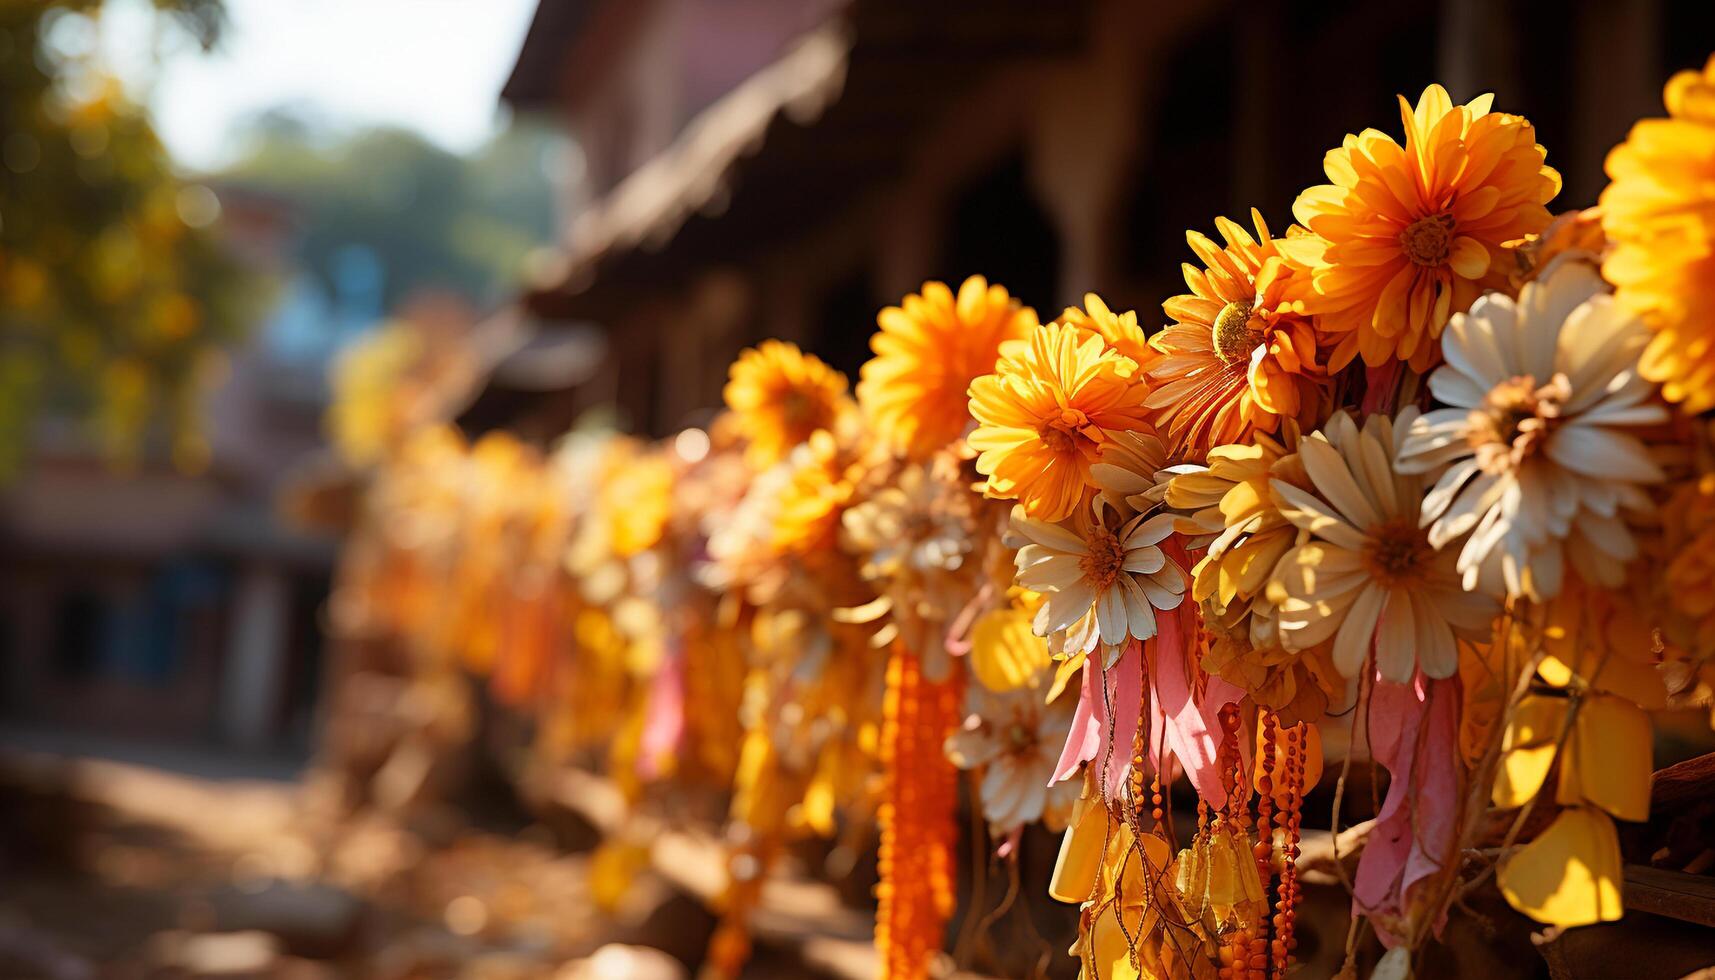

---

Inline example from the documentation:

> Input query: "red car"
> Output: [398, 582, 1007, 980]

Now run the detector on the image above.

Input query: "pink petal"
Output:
[1353, 676, 1461, 946]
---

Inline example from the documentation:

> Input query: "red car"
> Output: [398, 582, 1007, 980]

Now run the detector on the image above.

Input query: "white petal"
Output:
[1272, 479, 1371, 551]
[1332, 584, 1386, 676]
[1545, 425, 1664, 483]
[1374, 590, 1419, 684]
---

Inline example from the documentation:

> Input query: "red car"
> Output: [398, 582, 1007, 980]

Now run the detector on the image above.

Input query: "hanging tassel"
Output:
[876, 644, 962, 979]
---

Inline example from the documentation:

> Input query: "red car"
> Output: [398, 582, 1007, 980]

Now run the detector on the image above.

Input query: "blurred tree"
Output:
[220, 116, 562, 314]
[0, 0, 251, 475]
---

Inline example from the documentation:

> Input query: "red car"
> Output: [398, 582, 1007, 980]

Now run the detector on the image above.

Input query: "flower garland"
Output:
[328, 61, 1715, 980]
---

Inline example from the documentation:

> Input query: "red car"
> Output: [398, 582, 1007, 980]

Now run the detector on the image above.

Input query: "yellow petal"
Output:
[1049, 792, 1109, 903]
[1498, 807, 1625, 928]
[1493, 694, 1569, 808]
[1538, 650, 1669, 711]
[970, 607, 1052, 692]
[1047, 649, 1087, 703]
[589, 841, 651, 913]
[1556, 695, 1651, 822]
[1088, 901, 1162, 980]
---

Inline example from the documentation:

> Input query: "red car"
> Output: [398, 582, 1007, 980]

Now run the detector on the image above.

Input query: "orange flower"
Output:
[1282, 84, 1561, 371]
[1601, 55, 1715, 413]
[723, 340, 853, 468]
[1057, 292, 1157, 370]
[967, 322, 1152, 522]
[859, 276, 1037, 460]
[772, 428, 859, 561]
[1146, 210, 1330, 460]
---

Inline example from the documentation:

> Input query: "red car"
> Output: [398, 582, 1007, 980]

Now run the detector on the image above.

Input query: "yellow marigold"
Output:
[1056, 292, 1157, 370]
[967, 322, 1152, 522]
[1282, 84, 1561, 372]
[1166, 424, 1308, 642]
[603, 447, 675, 558]
[723, 340, 853, 468]
[771, 428, 859, 561]
[858, 276, 1037, 460]
[1600, 55, 1715, 412]
[1148, 210, 1330, 461]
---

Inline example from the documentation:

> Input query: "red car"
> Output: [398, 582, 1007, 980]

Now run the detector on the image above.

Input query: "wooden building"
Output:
[498, 0, 1715, 439]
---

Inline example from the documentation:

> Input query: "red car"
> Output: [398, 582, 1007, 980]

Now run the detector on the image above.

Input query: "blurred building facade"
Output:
[0, 188, 352, 754]
[498, 0, 1715, 438]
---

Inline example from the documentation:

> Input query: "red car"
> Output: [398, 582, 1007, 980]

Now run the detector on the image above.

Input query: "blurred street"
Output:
[0, 736, 909, 980]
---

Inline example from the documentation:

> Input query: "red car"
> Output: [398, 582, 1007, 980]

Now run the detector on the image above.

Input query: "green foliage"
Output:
[220, 117, 561, 312]
[0, 0, 251, 475]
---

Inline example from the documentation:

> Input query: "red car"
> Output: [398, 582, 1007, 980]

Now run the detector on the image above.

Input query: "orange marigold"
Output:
[967, 322, 1152, 522]
[1057, 292, 1157, 369]
[723, 340, 853, 468]
[1146, 210, 1330, 461]
[859, 276, 1038, 460]
[1281, 84, 1561, 371]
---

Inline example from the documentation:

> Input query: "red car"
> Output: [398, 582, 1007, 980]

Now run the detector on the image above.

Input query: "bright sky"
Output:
[104, 0, 542, 172]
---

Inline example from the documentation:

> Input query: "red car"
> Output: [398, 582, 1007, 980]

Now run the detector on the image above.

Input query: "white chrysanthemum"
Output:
[1395, 260, 1668, 600]
[1011, 502, 1185, 650]
[944, 679, 1079, 834]
[1270, 410, 1496, 682]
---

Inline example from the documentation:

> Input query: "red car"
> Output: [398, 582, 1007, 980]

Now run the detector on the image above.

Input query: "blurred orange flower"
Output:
[859, 276, 1037, 460]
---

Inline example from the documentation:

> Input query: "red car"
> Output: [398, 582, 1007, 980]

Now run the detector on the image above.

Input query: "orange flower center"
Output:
[1468, 373, 1571, 474]
[1078, 524, 1127, 589]
[1039, 408, 1095, 457]
[1212, 301, 1265, 365]
[1363, 517, 1433, 587]
[1400, 213, 1456, 266]
[781, 389, 819, 428]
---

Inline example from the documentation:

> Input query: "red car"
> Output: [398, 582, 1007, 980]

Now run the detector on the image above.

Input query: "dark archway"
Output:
[809, 265, 880, 384]
[940, 151, 1062, 316]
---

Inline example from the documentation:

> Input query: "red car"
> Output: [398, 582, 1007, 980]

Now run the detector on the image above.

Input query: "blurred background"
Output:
[2, 0, 1714, 978]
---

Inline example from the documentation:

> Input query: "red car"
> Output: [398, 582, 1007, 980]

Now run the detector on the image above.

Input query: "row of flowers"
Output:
[332, 59, 1715, 980]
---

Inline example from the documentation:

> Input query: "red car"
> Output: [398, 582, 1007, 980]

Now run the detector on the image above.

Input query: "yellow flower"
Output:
[967, 322, 1152, 522]
[1269, 410, 1496, 681]
[1601, 55, 1715, 413]
[1283, 85, 1560, 371]
[1396, 259, 1668, 600]
[1166, 425, 1306, 625]
[858, 276, 1037, 460]
[1147, 210, 1330, 460]
[772, 428, 859, 562]
[1056, 292, 1157, 371]
[603, 447, 675, 558]
[723, 340, 853, 468]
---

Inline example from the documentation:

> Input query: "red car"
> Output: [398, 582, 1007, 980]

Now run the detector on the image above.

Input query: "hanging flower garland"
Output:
[327, 60, 1715, 980]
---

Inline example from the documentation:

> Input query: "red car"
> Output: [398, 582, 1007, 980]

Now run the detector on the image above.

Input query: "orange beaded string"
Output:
[1272, 725, 1306, 975]
[1248, 713, 1279, 980]
[876, 645, 961, 980]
